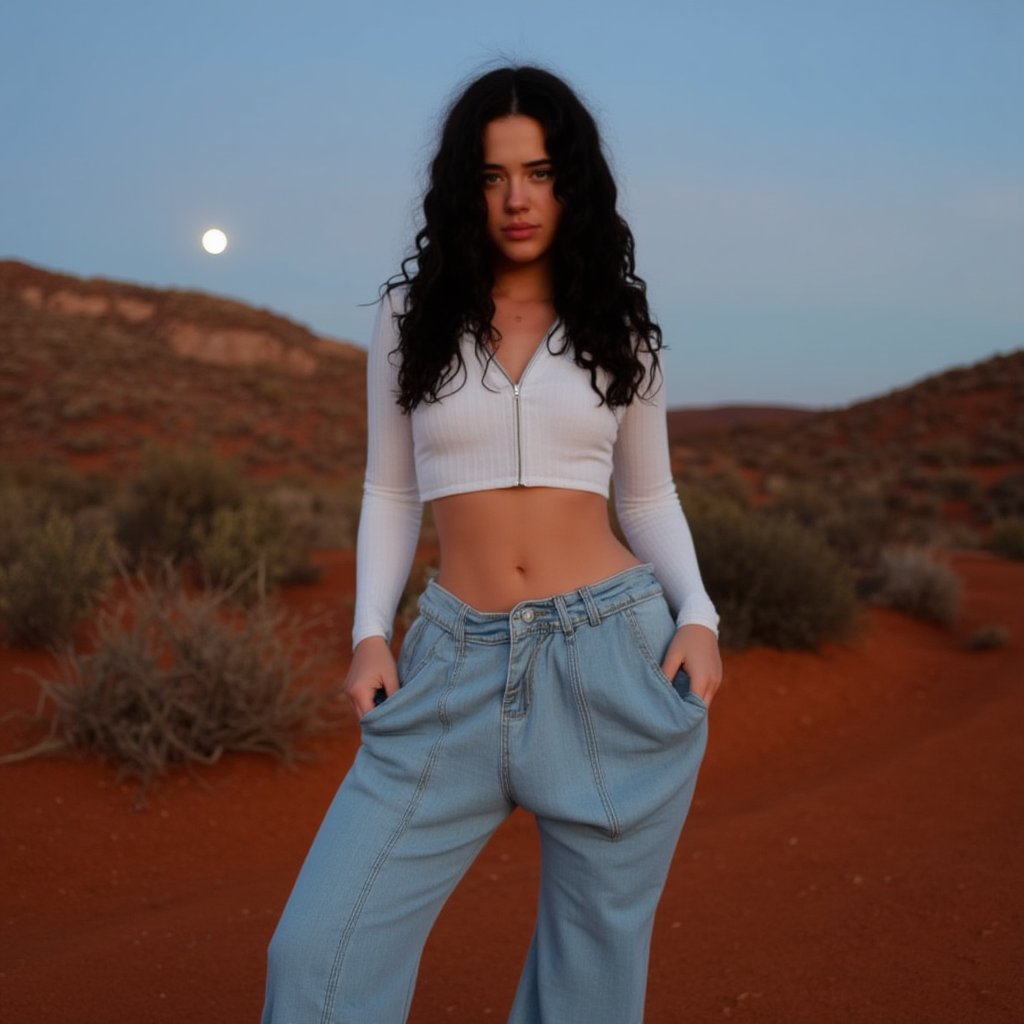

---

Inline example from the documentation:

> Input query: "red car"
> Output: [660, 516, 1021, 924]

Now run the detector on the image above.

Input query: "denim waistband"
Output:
[416, 563, 665, 644]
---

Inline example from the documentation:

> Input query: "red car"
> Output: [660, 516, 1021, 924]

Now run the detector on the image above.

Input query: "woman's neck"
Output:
[492, 258, 554, 304]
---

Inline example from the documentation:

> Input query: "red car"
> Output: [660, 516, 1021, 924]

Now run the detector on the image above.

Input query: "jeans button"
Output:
[521, 608, 535, 623]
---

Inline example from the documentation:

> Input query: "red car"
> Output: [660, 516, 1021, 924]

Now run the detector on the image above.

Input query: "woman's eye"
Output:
[482, 172, 503, 186]
[531, 168, 553, 181]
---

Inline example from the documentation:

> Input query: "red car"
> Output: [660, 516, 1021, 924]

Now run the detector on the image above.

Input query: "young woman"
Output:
[263, 66, 722, 1024]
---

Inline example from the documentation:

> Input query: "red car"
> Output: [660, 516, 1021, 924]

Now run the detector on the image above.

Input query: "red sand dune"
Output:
[2, 551, 1022, 1023]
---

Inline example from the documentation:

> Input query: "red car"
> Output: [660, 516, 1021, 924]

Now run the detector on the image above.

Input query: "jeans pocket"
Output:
[624, 598, 675, 683]
[670, 667, 708, 713]
[360, 616, 444, 728]
[625, 600, 706, 720]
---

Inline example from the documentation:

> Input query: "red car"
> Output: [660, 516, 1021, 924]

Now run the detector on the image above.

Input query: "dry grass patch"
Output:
[1, 570, 343, 788]
[869, 547, 961, 626]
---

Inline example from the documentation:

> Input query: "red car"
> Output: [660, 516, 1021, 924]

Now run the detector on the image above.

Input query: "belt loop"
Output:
[579, 585, 602, 627]
[553, 594, 575, 635]
[453, 605, 467, 649]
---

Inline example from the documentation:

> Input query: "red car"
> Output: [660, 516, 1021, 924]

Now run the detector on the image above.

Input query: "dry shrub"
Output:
[990, 519, 1024, 561]
[1, 571, 342, 787]
[0, 462, 112, 520]
[115, 447, 321, 593]
[195, 497, 315, 601]
[0, 502, 113, 648]
[681, 488, 857, 651]
[869, 547, 961, 626]
[764, 478, 888, 576]
[115, 445, 247, 564]
[268, 481, 363, 551]
[686, 465, 751, 508]
[966, 624, 1009, 651]
[986, 473, 1024, 521]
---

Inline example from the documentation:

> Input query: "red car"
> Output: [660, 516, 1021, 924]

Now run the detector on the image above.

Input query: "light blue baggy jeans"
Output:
[263, 564, 708, 1024]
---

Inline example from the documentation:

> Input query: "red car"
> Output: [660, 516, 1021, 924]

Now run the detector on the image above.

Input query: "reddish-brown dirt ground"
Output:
[2, 551, 1022, 1023]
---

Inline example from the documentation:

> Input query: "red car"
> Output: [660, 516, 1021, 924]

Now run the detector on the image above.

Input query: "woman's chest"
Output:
[410, 339, 624, 475]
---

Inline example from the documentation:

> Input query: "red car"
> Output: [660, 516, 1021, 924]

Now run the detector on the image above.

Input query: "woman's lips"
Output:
[502, 224, 538, 240]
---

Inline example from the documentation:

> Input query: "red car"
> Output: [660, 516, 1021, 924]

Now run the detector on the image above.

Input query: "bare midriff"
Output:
[432, 486, 641, 612]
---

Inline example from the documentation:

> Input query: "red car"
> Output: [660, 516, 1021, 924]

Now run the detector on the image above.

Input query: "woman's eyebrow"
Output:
[482, 158, 553, 169]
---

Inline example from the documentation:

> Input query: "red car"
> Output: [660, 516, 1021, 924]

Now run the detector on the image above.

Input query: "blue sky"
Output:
[2, 0, 1021, 407]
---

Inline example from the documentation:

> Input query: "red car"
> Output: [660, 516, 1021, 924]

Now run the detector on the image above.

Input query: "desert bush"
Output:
[986, 474, 1024, 521]
[966, 624, 1009, 651]
[973, 426, 1024, 464]
[928, 469, 982, 503]
[21, 386, 48, 411]
[195, 496, 315, 600]
[248, 375, 289, 403]
[60, 395, 103, 420]
[920, 436, 971, 468]
[0, 509, 113, 647]
[0, 572, 342, 787]
[764, 478, 888, 575]
[884, 489, 943, 544]
[268, 481, 363, 551]
[868, 547, 961, 625]
[64, 430, 111, 453]
[990, 518, 1024, 561]
[0, 465, 114, 537]
[680, 488, 857, 651]
[0, 480, 47, 565]
[686, 465, 751, 508]
[116, 445, 246, 563]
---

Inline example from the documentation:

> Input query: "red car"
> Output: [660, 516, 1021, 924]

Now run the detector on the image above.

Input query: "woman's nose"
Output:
[504, 178, 528, 211]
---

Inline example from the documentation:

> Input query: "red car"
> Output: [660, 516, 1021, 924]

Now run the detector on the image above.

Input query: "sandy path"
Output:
[2, 552, 1021, 1022]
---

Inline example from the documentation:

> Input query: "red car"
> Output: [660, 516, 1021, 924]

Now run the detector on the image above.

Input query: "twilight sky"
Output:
[2, 0, 1022, 408]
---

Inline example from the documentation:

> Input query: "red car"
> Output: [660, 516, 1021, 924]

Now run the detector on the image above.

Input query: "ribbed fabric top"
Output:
[411, 318, 623, 501]
[352, 288, 719, 647]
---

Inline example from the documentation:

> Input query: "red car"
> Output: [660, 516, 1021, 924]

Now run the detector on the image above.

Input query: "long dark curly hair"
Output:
[386, 65, 662, 412]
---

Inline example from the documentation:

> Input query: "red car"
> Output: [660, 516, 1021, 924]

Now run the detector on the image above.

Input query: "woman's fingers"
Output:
[660, 624, 722, 708]
[345, 637, 399, 720]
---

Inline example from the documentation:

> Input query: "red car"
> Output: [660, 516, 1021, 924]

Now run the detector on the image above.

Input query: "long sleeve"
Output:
[351, 289, 423, 647]
[612, 356, 719, 635]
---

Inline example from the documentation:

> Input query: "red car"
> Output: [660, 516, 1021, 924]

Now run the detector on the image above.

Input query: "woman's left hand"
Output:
[660, 624, 723, 708]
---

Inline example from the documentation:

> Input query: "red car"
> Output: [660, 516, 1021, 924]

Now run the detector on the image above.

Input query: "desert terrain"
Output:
[2, 547, 1021, 1023]
[1, 262, 1021, 1022]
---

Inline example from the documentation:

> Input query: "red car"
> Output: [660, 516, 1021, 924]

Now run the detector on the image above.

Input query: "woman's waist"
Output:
[432, 488, 639, 612]
[432, 485, 610, 537]
[421, 561, 662, 638]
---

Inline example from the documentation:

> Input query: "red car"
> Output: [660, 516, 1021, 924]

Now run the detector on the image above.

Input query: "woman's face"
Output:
[482, 115, 562, 272]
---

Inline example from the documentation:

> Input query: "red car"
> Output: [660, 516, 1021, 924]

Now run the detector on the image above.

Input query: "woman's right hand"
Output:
[345, 635, 399, 720]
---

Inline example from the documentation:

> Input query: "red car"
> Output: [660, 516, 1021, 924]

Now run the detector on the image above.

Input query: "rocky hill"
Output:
[0, 260, 367, 481]
[669, 347, 1024, 538]
[2, 260, 1021, 538]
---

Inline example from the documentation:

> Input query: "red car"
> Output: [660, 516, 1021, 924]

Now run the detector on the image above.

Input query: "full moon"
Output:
[201, 228, 228, 255]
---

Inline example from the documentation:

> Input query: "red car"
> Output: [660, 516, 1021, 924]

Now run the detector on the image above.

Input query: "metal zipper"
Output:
[492, 321, 560, 488]
[512, 382, 523, 485]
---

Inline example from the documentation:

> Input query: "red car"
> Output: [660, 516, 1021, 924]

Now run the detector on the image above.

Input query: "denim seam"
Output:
[503, 638, 543, 720]
[565, 632, 622, 841]
[499, 714, 513, 804]
[624, 606, 671, 685]
[319, 645, 465, 1022]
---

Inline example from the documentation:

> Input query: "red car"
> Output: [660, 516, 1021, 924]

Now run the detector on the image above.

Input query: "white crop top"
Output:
[352, 287, 719, 646]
